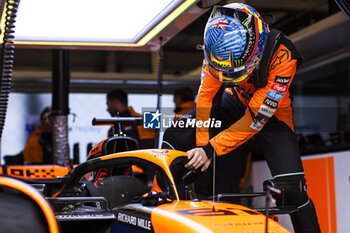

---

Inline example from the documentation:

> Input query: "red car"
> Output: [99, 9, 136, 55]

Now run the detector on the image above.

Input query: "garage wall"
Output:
[245, 151, 350, 233]
[0, 92, 174, 163]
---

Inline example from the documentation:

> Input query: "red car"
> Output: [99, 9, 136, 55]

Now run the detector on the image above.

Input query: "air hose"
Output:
[0, 0, 19, 139]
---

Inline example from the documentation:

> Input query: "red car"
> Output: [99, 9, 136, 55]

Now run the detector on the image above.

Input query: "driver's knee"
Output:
[267, 175, 309, 208]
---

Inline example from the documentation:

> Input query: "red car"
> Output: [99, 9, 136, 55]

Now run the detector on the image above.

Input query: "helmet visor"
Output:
[209, 5, 252, 25]
[208, 62, 255, 83]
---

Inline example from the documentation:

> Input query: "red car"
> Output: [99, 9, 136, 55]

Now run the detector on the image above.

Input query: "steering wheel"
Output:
[182, 166, 205, 185]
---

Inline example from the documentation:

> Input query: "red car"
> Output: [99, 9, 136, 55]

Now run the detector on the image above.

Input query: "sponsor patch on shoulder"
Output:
[256, 113, 269, 124]
[270, 49, 290, 70]
[263, 97, 278, 109]
[267, 90, 284, 101]
[275, 76, 291, 84]
[272, 82, 288, 92]
[258, 105, 276, 117]
[250, 121, 263, 131]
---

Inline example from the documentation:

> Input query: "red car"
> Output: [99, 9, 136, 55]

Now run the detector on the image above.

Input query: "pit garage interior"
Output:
[0, 0, 350, 233]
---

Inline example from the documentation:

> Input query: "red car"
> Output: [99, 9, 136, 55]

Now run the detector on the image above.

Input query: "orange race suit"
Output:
[198, 31, 300, 158]
[162, 29, 321, 232]
[22, 127, 53, 164]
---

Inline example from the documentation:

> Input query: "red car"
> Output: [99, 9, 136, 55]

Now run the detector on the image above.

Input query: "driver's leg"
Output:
[194, 91, 250, 200]
[254, 117, 321, 233]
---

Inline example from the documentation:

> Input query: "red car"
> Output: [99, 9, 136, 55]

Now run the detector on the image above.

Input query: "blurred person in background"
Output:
[173, 86, 196, 123]
[22, 107, 53, 164]
[107, 89, 155, 149]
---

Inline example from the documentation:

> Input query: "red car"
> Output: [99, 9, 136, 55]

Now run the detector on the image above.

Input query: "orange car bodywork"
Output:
[93, 149, 291, 233]
[0, 176, 60, 233]
[0, 164, 71, 180]
[114, 200, 291, 233]
[99, 149, 188, 200]
[1, 149, 292, 233]
[151, 201, 290, 233]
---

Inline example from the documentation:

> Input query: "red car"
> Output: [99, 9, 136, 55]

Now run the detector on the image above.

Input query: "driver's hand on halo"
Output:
[185, 148, 211, 172]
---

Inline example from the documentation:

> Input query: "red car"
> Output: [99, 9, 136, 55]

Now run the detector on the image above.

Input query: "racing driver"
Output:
[162, 3, 321, 233]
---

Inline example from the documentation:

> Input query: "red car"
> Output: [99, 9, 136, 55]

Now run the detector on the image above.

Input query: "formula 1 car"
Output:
[47, 148, 292, 233]
[1, 117, 294, 233]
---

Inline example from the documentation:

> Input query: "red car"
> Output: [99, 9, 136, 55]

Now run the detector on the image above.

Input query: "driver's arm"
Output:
[196, 61, 224, 146]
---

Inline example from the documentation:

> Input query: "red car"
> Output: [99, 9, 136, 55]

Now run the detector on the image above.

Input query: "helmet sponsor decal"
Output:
[267, 89, 284, 101]
[270, 49, 290, 70]
[272, 83, 288, 92]
[234, 59, 244, 66]
[256, 113, 269, 124]
[240, 26, 255, 63]
[275, 76, 291, 84]
[210, 54, 233, 68]
[258, 105, 276, 117]
[250, 121, 263, 131]
[263, 97, 278, 108]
